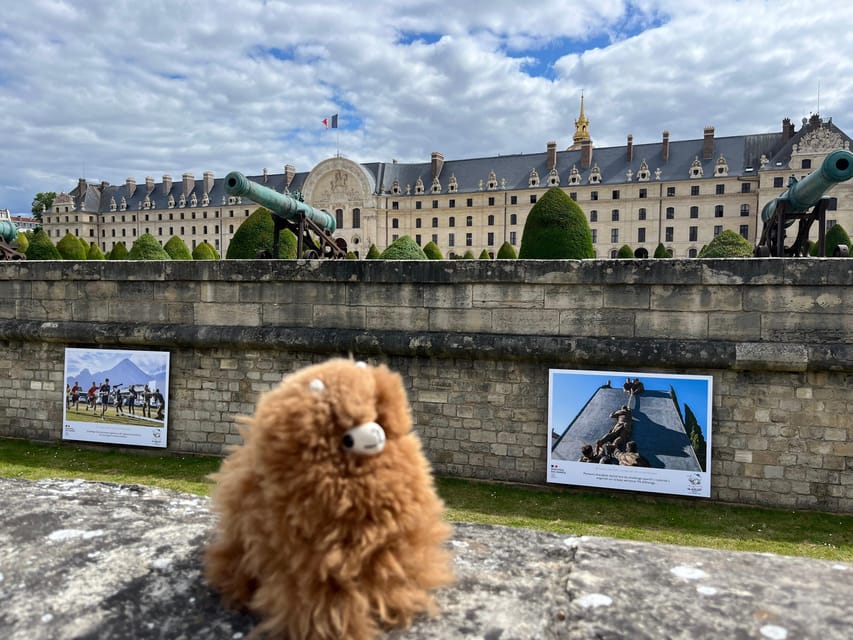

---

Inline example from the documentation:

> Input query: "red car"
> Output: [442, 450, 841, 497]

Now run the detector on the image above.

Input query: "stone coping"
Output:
[1, 478, 849, 639]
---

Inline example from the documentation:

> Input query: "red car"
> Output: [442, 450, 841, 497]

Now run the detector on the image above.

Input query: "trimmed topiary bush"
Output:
[497, 241, 517, 259]
[698, 229, 754, 258]
[25, 229, 62, 260]
[519, 187, 594, 259]
[87, 243, 105, 260]
[366, 244, 381, 259]
[164, 236, 193, 260]
[128, 233, 170, 260]
[16, 231, 29, 254]
[822, 223, 851, 256]
[226, 207, 297, 259]
[423, 241, 443, 260]
[478, 249, 491, 259]
[617, 244, 634, 258]
[379, 235, 428, 259]
[653, 243, 668, 258]
[108, 242, 128, 260]
[57, 233, 87, 260]
[462, 250, 476, 259]
[192, 241, 220, 260]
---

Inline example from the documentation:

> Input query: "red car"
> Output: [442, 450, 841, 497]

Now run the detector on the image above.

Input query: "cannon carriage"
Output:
[0, 218, 26, 260]
[224, 171, 347, 259]
[755, 149, 853, 257]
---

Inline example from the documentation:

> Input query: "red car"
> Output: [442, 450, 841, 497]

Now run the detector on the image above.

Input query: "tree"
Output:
[617, 244, 634, 258]
[653, 243, 669, 258]
[379, 235, 427, 259]
[25, 229, 62, 260]
[108, 242, 129, 260]
[497, 241, 517, 259]
[56, 233, 87, 260]
[519, 186, 594, 259]
[684, 404, 707, 472]
[87, 243, 105, 260]
[365, 244, 381, 259]
[422, 241, 444, 260]
[192, 241, 220, 260]
[478, 249, 491, 260]
[698, 229, 753, 258]
[225, 207, 297, 259]
[15, 231, 29, 254]
[822, 223, 851, 256]
[31, 192, 56, 220]
[128, 233, 170, 260]
[163, 236, 193, 260]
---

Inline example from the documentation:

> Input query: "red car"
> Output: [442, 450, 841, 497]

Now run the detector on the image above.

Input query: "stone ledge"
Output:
[0, 478, 849, 640]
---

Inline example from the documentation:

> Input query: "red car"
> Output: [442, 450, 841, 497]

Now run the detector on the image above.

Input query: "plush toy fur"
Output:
[205, 358, 454, 640]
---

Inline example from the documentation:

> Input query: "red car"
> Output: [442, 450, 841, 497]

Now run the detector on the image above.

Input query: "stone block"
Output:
[635, 310, 707, 339]
[559, 309, 635, 337]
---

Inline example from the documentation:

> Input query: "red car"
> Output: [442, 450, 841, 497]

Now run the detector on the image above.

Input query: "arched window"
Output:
[352, 208, 361, 228]
[336, 209, 344, 229]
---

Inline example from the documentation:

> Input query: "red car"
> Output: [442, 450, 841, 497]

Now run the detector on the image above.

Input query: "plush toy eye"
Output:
[355, 361, 368, 368]
[342, 434, 355, 449]
[309, 378, 326, 393]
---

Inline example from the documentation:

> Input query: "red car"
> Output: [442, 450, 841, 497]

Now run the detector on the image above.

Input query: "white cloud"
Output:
[1, 0, 852, 215]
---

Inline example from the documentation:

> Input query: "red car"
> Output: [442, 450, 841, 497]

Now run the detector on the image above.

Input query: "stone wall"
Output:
[1, 259, 851, 512]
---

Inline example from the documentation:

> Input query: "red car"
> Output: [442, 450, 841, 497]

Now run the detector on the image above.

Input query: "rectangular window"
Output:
[466, 198, 473, 207]
[392, 218, 399, 229]
[392, 234, 399, 242]
[415, 234, 421, 245]
[612, 189, 620, 200]
[716, 184, 725, 195]
[415, 201, 422, 209]
[714, 225, 723, 236]
[691, 185, 700, 196]
[432, 233, 438, 244]
[529, 195, 537, 204]
[740, 204, 750, 217]
[569, 192, 577, 201]
[392, 201, 399, 210]
[415, 218, 422, 229]
[802, 159, 812, 169]
[510, 231, 517, 245]
[741, 182, 751, 193]
[510, 195, 517, 205]
[591, 191, 598, 201]
[638, 228, 646, 243]
[432, 217, 438, 228]
[466, 232, 473, 247]
[487, 232, 494, 246]
[590, 210, 598, 222]
[666, 207, 675, 219]
[665, 227, 674, 242]
[449, 199, 455, 208]
[689, 226, 698, 242]
[739, 224, 749, 239]
[487, 214, 495, 225]
[773, 177, 784, 188]
[448, 233, 455, 247]
[667, 186, 676, 197]
[466, 215, 473, 226]
[690, 206, 699, 218]
[488, 196, 495, 206]
[715, 205, 724, 217]
[432, 200, 438, 208]
[611, 228, 619, 243]
[638, 208, 646, 221]
[611, 209, 619, 221]
[639, 188, 647, 199]
[591, 229, 597, 244]
[449, 217, 455, 227]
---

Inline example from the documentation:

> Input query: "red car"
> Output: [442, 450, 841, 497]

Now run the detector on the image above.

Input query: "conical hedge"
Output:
[192, 241, 220, 260]
[379, 235, 427, 259]
[226, 207, 297, 259]
[57, 233, 87, 260]
[423, 241, 444, 259]
[519, 187, 594, 259]
[128, 233, 170, 260]
[108, 242, 128, 260]
[25, 229, 62, 260]
[497, 241, 517, 259]
[697, 229, 753, 258]
[164, 236, 193, 260]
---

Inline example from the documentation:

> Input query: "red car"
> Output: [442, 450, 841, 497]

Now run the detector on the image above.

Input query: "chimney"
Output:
[125, 177, 136, 198]
[145, 176, 155, 193]
[285, 164, 296, 188]
[626, 134, 634, 163]
[182, 173, 194, 197]
[581, 139, 593, 169]
[77, 178, 87, 197]
[662, 131, 670, 162]
[263, 167, 269, 184]
[547, 141, 557, 170]
[782, 117, 794, 143]
[162, 175, 172, 195]
[431, 151, 444, 181]
[203, 171, 214, 195]
[703, 126, 715, 160]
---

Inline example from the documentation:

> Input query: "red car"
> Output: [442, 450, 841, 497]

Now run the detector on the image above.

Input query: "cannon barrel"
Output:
[761, 149, 853, 223]
[0, 219, 19, 243]
[224, 171, 336, 234]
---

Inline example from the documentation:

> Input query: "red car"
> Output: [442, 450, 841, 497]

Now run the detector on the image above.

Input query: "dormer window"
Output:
[588, 164, 602, 184]
[448, 174, 458, 193]
[109, 197, 117, 212]
[529, 168, 540, 187]
[143, 195, 151, 209]
[190, 193, 198, 207]
[715, 154, 729, 176]
[547, 168, 559, 186]
[487, 170, 497, 190]
[179, 194, 186, 208]
[168, 195, 175, 208]
[568, 164, 581, 185]
[431, 177, 441, 193]
[119, 197, 127, 212]
[202, 193, 210, 206]
[637, 160, 650, 182]
[415, 177, 425, 194]
[690, 156, 703, 178]
[391, 179, 401, 195]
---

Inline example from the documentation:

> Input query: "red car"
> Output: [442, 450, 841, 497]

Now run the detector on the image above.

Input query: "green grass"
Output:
[1, 438, 850, 562]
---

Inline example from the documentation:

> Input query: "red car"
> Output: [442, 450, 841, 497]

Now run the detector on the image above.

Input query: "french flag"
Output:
[322, 114, 339, 129]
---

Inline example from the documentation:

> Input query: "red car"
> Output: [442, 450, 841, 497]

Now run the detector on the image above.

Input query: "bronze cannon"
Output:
[755, 149, 853, 257]
[0, 218, 26, 260]
[224, 171, 346, 259]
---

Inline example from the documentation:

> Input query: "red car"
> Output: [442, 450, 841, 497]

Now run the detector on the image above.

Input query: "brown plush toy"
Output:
[205, 358, 454, 640]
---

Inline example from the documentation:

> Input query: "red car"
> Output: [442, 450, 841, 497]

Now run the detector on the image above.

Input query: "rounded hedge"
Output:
[617, 244, 634, 258]
[87, 243, 106, 260]
[379, 235, 427, 259]
[478, 249, 491, 260]
[16, 231, 29, 254]
[519, 187, 594, 259]
[698, 229, 754, 258]
[226, 207, 296, 259]
[128, 233, 170, 260]
[108, 242, 129, 260]
[366, 244, 381, 259]
[192, 241, 220, 260]
[497, 241, 517, 259]
[25, 229, 62, 260]
[423, 241, 444, 260]
[164, 236, 193, 260]
[57, 233, 87, 260]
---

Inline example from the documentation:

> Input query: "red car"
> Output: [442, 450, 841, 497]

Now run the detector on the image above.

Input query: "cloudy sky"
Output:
[2, 0, 852, 216]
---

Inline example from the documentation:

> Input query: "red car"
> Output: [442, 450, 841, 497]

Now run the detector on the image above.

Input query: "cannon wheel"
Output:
[833, 244, 850, 257]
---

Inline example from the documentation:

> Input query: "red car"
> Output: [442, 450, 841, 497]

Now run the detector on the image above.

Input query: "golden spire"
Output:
[569, 93, 591, 150]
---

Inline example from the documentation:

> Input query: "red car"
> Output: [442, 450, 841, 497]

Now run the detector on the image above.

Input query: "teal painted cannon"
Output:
[224, 171, 345, 258]
[0, 218, 26, 260]
[756, 149, 853, 257]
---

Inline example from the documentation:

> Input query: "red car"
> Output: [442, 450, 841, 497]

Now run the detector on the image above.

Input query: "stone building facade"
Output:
[42, 104, 852, 259]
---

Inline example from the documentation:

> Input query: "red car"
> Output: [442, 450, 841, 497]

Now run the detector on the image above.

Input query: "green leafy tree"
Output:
[25, 229, 62, 260]
[478, 249, 491, 259]
[15, 231, 29, 254]
[519, 186, 594, 259]
[698, 229, 753, 258]
[379, 235, 427, 259]
[225, 207, 296, 259]
[653, 243, 668, 258]
[617, 244, 634, 258]
[423, 241, 444, 260]
[497, 241, 517, 259]
[192, 241, 220, 260]
[128, 233, 170, 260]
[366, 244, 381, 259]
[822, 223, 851, 256]
[163, 236, 193, 260]
[87, 243, 105, 260]
[31, 191, 56, 220]
[108, 242, 129, 260]
[56, 233, 87, 260]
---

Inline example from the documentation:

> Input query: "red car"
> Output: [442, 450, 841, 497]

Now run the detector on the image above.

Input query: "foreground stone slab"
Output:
[0, 478, 849, 639]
